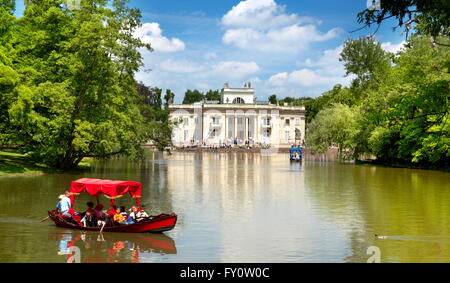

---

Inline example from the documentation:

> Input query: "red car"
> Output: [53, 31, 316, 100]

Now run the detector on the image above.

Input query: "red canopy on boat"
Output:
[69, 178, 142, 211]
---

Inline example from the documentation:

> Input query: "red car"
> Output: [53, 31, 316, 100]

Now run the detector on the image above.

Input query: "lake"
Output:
[0, 150, 449, 263]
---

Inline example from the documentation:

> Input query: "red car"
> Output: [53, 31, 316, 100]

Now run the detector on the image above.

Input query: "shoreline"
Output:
[171, 147, 448, 172]
[174, 147, 292, 154]
[0, 150, 92, 178]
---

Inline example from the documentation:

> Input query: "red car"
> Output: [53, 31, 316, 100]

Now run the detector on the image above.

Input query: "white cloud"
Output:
[268, 72, 289, 86]
[212, 61, 260, 80]
[222, 0, 318, 29]
[159, 59, 205, 73]
[381, 41, 406, 54]
[221, 0, 341, 53]
[223, 25, 341, 53]
[268, 69, 346, 87]
[135, 23, 185, 52]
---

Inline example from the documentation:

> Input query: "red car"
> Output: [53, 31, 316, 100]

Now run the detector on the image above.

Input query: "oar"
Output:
[41, 216, 50, 222]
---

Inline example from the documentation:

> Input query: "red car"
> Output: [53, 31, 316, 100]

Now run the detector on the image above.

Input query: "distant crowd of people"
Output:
[56, 191, 149, 228]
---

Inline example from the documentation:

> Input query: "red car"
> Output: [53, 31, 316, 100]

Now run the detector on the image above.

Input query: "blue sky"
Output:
[15, 0, 407, 102]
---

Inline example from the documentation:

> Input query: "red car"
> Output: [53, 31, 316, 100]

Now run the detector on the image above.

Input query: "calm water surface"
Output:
[0, 150, 449, 263]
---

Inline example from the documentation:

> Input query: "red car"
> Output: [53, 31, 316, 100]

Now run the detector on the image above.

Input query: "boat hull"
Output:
[48, 211, 177, 233]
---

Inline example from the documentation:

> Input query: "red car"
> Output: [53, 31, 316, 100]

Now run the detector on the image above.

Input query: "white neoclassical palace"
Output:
[169, 83, 306, 147]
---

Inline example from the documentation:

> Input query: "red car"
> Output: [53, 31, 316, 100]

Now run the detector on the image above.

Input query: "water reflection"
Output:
[51, 230, 177, 263]
[0, 150, 449, 263]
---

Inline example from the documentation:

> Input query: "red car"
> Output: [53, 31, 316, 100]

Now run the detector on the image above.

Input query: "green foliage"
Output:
[182, 89, 220, 104]
[340, 36, 392, 86]
[182, 89, 204, 104]
[137, 83, 163, 110]
[164, 89, 175, 109]
[1, 0, 173, 169]
[204, 89, 220, 101]
[357, 0, 450, 39]
[306, 104, 359, 159]
[307, 36, 449, 167]
[268, 94, 277, 105]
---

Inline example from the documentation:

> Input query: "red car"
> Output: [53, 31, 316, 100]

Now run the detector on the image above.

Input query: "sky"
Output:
[14, 0, 407, 103]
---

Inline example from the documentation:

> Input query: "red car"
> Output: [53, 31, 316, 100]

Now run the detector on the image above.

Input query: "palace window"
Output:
[212, 117, 220, 125]
[285, 131, 290, 143]
[285, 119, 290, 126]
[233, 97, 245, 104]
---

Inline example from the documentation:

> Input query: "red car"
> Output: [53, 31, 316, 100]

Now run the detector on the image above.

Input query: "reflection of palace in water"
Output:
[165, 152, 310, 262]
[166, 153, 306, 210]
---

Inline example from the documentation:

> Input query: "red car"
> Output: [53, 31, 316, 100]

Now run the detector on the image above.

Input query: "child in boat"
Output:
[113, 206, 133, 225]
[113, 206, 126, 224]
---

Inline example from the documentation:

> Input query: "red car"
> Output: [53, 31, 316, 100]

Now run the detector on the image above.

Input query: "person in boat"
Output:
[94, 204, 104, 219]
[112, 206, 132, 225]
[138, 206, 149, 221]
[108, 205, 118, 218]
[56, 192, 72, 217]
[128, 206, 149, 223]
[95, 204, 107, 227]
[81, 202, 98, 227]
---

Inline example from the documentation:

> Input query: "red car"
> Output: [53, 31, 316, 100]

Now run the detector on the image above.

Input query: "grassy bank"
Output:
[0, 150, 91, 177]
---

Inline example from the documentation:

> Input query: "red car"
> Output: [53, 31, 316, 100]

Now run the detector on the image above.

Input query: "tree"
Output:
[364, 36, 450, 165]
[357, 0, 450, 42]
[6, 0, 165, 169]
[340, 36, 392, 86]
[268, 94, 277, 105]
[306, 104, 359, 159]
[0, 0, 17, 146]
[137, 83, 162, 110]
[164, 89, 175, 109]
[204, 89, 220, 102]
[182, 89, 204, 104]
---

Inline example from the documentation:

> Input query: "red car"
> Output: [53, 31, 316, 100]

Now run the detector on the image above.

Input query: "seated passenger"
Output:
[128, 206, 139, 223]
[97, 208, 109, 230]
[109, 205, 118, 218]
[128, 206, 150, 222]
[113, 206, 127, 224]
[94, 204, 104, 219]
[120, 206, 128, 219]
[81, 202, 98, 227]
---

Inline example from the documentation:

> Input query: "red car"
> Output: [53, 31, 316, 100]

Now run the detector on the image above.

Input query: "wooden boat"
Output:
[50, 178, 177, 233]
[49, 210, 177, 233]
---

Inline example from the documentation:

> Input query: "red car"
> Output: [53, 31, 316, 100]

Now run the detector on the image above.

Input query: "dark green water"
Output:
[0, 150, 449, 263]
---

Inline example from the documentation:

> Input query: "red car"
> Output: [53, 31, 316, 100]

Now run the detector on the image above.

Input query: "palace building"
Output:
[169, 83, 306, 147]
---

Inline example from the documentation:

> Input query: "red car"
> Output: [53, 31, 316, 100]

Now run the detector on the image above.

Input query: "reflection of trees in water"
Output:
[304, 164, 450, 262]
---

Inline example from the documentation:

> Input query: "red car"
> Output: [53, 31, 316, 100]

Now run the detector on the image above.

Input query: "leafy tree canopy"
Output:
[1, 0, 173, 169]
[357, 0, 450, 41]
